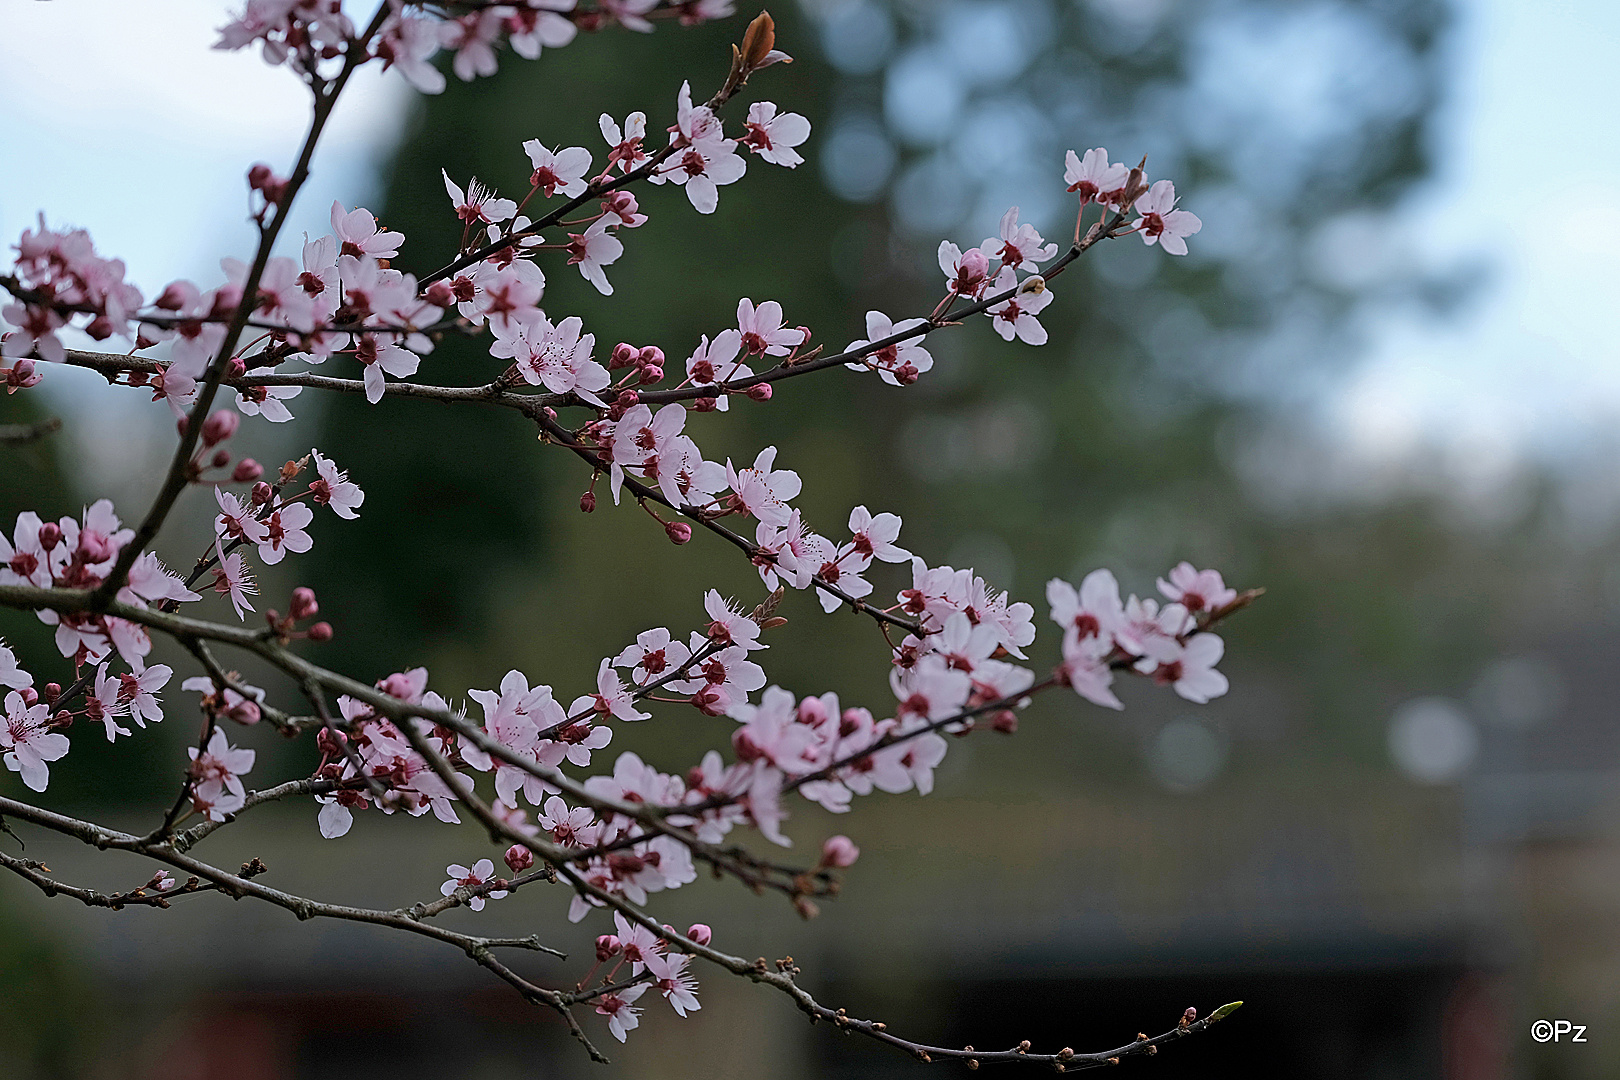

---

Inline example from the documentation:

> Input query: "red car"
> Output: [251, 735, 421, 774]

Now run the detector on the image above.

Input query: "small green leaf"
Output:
[1208, 1001, 1243, 1023]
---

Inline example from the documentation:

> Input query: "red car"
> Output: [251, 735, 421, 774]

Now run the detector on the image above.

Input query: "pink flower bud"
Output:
[579, 490, 596, 513]
[636, 346, 664, 368]
[665, 521, 693, 545]
[42, 683, 60, 705]
[78, 531, 114, 563]
[610, 343, 637, 369]
[991, 710, 1018, 734]
[289, 587, 319, 620]
[226, 357, 247, 379]
[211, 449, 232, 469]
[637, 365, 664, 385]
[819, 835, 860, 868]
[201, 409, 239, 447]
[37, 522, 61, 551]
[686, 923, 712, 946]
[615, 389, 640, 408]
[175, 416, 189, 438]
[154, 282, 190, 311]
[795, 326, 812, 346]
[895, 363, 920, 386]
[85, 315, 115, 341]
[316, 727, 347, 758]
[596, 934, 623, 961]
[306, 622, 334, 643]
[21, 687, 39, 707]
[250, 481, 273, 506]
[423, 280, 456, 308]
[228, 699, 261, 725]
[504, 844, 534, 873]
[694, 395, 720, 412]
[746, 382, 773, 402]
[232, 458, 264, 483]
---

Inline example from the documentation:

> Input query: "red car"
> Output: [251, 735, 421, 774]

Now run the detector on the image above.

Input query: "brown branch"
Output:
[0, 417, 62, 445]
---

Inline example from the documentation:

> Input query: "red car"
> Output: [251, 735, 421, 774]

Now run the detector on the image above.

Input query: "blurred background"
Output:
[3, 0, 1619, 1077]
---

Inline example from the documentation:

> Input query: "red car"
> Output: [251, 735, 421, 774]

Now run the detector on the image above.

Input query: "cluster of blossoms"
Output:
[0, 4, 1248, 1059]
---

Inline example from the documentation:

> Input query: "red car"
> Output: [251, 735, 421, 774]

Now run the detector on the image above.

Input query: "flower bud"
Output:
[307, 622, 333, 642]
[615, 389, 640, 408]
[228, 699, 261, 725]
[579, 490, 596, 513]
[504, 844, 534, 873]
[232, 458, 264, 483]
[746, 382, 772, 402]
[423, 280, 456, 308]
[819, 835, 860, 868]
[21, 687, 39, 706]
[686, 923, 712, 946]
[201, 409, 239, 447]
[250, 481, 273, 506]
[895, 363, 920, 386]
[596, 934, 623, 961]
[211, 449, 232, 469]
[85, 315, 115, 341]
[636, 346, 664, 368]
[637, 364, 664, 385]
[42, 682, 61, 705]
[990, 710, 1018, 734]
[316, 727, 347, 758]
[610, 343, 637, 369]
[694, 395, 720, 412]
[226, 357, 247, 379]
[665, 521, 693, 545]
[154, 282, 190, 311]
[175, 416, 189, 438]
[37, 522, 61, 551]
[289, 587, 319, 621]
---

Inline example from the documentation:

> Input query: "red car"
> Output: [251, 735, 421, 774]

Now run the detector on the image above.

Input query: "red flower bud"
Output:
[289, 587, 319, 620]
[226, 357, 247, 379]
[686, 923, 712, 946]
[991, 710, 1018, 734]
[610, 343, 637, 369]
[694, 395, 720, 412]
[665, 521, 693, 545]
[636, 345, 664, 367]
[228, 699, 262, 726]
[746, 382, 773, 402]
[250, 481, 273, 506]
[42, 682, 61, 705]
[638, 364, 664, 385]
[504, 844, 534, 873]
[579, 490, 596, 513]
[596, 934, 623, 961]
[232, 458, 264, 483]
[211, 449, 232, 469]
[307, 622, 334, 642]
[37, 522, 61, 551]
[201, 409, 239, 447]
[819, 834, 860, 868]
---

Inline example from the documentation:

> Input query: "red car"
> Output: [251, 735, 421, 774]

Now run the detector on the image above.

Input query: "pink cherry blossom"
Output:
[1157, 562, 1238, 615]
[600, 111, 650, 172]
[614, 628, 694, 687]
[0, 511, 52, 588]
[310, 449, 365, 519]
[331, 202, 403, 261]
[724, 446, 801, 527]
[376, 10, 447, 94]
[938, 241, 990, 299]
[0, 639, 28, 690]
[1047, 570, 1129, 649]
[981, 206, 1058, 271]
[846, 506, 910, 566]
[443, 170, 518, 226]
[523, 140, 593, 198]
[662, 138, 747, 214]
[119, 664, 172, 728]
[986, 267, 1053, 345]
[440, 10, 503, 82]
[643, 949, 702, 1016]
[570, 658, 651, 722]
[1134, 180, 1202, 256]
[702, 590, 764, 652]
[210, 539, 257, 620]
[441, 858, 508, 911]
[491, 313, 610, 406]
[595, 983, 648, 1042]
[256, 502, 313, 565]
[565, 217, 624, 296]
[1064, 147, 1128, 206]
[2, 690, 69, 792]
[1061, 628, 1123, 710]
[85, 664, 132, 742]
[741, 101, 811, 168]
[505, 3, 577, 60]
[235, 379, 302, 422]
[844, 310, 932, 386]
[684, 329, 749, 407]
[189, 728, 255, 821]
[1138, 633, 1229, 703]
[735, 298, 805, 357]
[215, 487, 268, 546]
